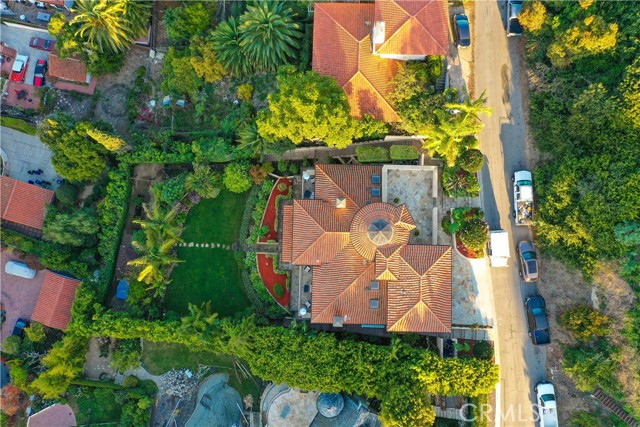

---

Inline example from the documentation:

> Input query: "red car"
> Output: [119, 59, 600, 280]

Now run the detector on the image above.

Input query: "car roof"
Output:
[527, 295, 545, 308]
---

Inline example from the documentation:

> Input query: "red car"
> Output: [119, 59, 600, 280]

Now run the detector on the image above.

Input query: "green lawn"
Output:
[0, 117, 37, 135]
[142, 341, 260, 398]
[166, 189, 252, 316]
[68, 387, 121, 425]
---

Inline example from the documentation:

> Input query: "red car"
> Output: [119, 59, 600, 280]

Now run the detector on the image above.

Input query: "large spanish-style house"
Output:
[312, 0, 449, 122]
[281, 165, 452, 335]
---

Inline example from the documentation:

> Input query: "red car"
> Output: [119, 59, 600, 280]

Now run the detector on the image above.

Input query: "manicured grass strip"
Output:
[180, 190, 250, 245]
[0, 116, 37, 135]
[167, 248, 250, 317]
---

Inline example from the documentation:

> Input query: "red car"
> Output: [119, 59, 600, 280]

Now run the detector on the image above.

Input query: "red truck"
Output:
[10, 55, 29, 83]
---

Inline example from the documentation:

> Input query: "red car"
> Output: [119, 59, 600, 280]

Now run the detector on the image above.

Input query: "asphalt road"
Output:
[472, 1, 548, 426]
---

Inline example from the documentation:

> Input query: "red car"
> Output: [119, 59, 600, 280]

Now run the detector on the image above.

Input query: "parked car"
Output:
[507, 0, 524, 37]
[33, 58, 47, 86]
[5, 260, 37, 279]
[488, 230, 510, 267]
[453, 14, 471, 48]
[535, 382, 559, 427]
[525, 296, 550, 345]
[12, 318, 29, 337]
[10, 54, 29, 83]
[513, 170, 534, 226]
[517, 240, 538, 282]
[29, 37, 55, 51]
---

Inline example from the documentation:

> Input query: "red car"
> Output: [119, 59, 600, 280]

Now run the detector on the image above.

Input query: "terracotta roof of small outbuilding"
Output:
[48, 53, 88, 83]
[0, 176, 54, 230]
[31, 271, 80, 330]
[27, 403, 77, 427]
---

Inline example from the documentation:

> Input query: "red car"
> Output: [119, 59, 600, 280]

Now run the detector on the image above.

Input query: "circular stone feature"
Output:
[368, 219, 393, 245]
[317, 393, 344, 418]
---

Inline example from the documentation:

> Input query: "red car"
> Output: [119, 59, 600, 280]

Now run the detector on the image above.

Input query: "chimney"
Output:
[371, 21, 386, 54]
[336, 197, 347, 209]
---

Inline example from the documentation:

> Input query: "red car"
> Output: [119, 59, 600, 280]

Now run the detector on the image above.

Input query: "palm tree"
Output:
[212, 17, 252, 76]
[213, 317, 255, 357]
[127, 250, 182, 285]
[237, 122, 269, 160]
[120, 0, 152, 38]
[71, 0, 135, 53]
[180, 302, 219, 334]
[422, 117, 480, 166]
[185, 164, 221, 199]
[444, 90, 492, 134]
[133, 198, 183, 245]
[239, 1, 302, 72]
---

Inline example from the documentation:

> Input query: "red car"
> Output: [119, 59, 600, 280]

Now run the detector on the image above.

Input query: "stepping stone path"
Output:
[178, 242, 234, 250]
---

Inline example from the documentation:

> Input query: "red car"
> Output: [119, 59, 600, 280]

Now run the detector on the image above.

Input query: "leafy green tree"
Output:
[563, 342, 620, 392]
[223, 162, 253, 193]
[380, 385, 436, 427]
[615, 221, 640, 247]
[185, 163, 221, 199]
[457, 148, 485, 172]
[239, 1, 303, 72]
[25, 322, 46, 343]
[212, 17, 251, 76]
[257, 68, 359, 148]
[109, 339, 142, 373]
[162, 47, 202, 99]
[547, 15, 618, 68]
[180, 301, 219, 335]
[38, 118, 107, 182]
[43, 207, 100, 247]
[31, 334, 88, 399]
[86, 127, 125, 152]
[71, 0, 136, 53]
[189, 32, 227, 83]
[48, 12, 67, 35]
[561, 306, 610, 341]
[519, 1, 547, 34]
[619, 58, 640, 130]
[2, 335, 21, 355]
[164, 1, 216, 44]
[391, 61, 432, 105]
[55, 184, 79, 205]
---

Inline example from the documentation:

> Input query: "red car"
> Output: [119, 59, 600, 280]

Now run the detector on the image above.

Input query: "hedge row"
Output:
[390, 145, 420, 160]
[356, 146, 390, 163]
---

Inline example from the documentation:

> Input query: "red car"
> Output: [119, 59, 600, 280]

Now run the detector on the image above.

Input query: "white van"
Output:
[488, 230, 510, 267]
[4, 261, 37, 279]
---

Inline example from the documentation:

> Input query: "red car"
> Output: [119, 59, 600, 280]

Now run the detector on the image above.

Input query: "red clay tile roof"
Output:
[374, 0, 449, 56]
[282, 165, 452, 333]
[27, 404, 77, 427]
[48, 53, 88, 83]
[0, 44, 17, 58]
[31, 271, 80, 330]
[0, 176, 54, 230]
[313, 3, 400, 122]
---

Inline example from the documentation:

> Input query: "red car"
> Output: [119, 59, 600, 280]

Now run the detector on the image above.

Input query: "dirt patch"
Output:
[538, 257, 640, 423]
[83, 337, 117, 381]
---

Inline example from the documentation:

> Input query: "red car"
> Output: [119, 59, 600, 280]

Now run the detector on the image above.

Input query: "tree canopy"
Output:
[257, 68, 360, 148]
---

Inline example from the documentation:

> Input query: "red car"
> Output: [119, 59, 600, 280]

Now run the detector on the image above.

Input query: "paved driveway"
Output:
[0, 250, 45, 348]
[1, 126, 62, 189]
[473, 1, 546, 426]
[1, 25, 53, 86]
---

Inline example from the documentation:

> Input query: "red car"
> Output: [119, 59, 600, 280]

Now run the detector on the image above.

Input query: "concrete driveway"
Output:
[1, 126, 62, 189]
[0, 250, 45, 348]
[1, 25, 54, 87]
[472, 1, 546, 426]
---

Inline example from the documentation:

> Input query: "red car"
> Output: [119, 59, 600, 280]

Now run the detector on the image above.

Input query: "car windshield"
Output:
[526, 260, 538, 274]
[522, 251, 536, 260]
[541, 394, 555, 403]
[517, 180, 532, 186]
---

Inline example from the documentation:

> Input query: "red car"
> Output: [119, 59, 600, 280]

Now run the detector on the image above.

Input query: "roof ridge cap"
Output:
[292, 231, 349, 265]
[350, 69, 398, 115]
[3, 177, 17, 217]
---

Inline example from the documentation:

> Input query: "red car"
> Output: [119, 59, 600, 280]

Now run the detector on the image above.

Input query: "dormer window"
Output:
[372, 175, 381, 184]
[371, 188, 381, 197]
[370, 299, 379, 309]
[370, 281, 380, 290]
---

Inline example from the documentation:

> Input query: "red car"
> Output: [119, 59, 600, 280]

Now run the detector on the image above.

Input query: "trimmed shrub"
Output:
[441, 215, 453, 235]
[223, 162, 252, 193]
[561, 306, 610, 341]
[459, 218, 488, 254]
[55, 184, 78, 204]
[457, 149, 484, 173]
[356, 146, 391, 163]
[390, 145, 420, 161]
[237, 83, 254, 102]
[123, 375, 140, 388]
[273, 283, 285, 298]
[473, 341, 494, 360]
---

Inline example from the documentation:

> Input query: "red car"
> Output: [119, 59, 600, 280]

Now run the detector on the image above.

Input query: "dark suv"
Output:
[525, 296, 550, 345]
[12, 318, 29, 337]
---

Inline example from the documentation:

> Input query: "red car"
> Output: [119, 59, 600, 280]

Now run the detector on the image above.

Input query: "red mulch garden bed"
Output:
[456, 234, 481, 259]
[259, 178, 292, 243]
[257, 253, 290, 308]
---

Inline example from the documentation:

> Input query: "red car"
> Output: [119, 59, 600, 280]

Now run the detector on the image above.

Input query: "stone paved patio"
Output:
[384, 166, 437, 245]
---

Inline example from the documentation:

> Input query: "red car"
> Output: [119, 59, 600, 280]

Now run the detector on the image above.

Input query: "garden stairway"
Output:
[591, 388, 639, 426]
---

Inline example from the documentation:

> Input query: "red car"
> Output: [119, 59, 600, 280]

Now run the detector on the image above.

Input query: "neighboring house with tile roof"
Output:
[27, 404, 77, 427]
[312, 0, 449, 122]
[48, 53, 91, 85]
[281, 165, 452, 334]
[0, 176, 54, 238]
[31, 271, 80, 330]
